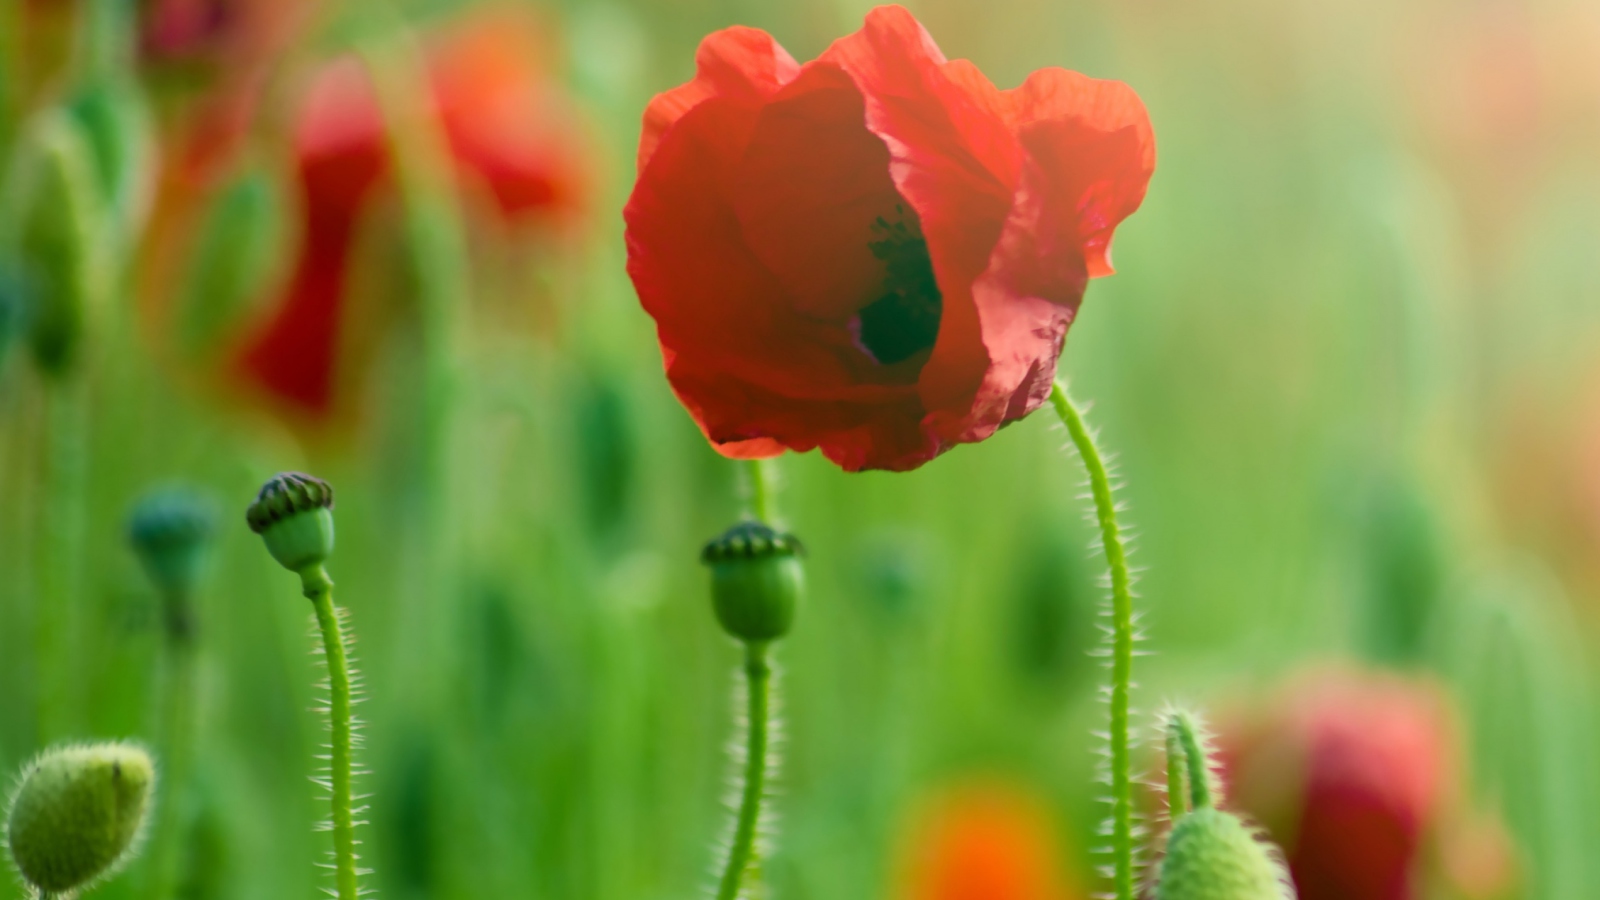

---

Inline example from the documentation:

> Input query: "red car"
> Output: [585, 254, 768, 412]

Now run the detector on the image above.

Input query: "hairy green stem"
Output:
[1050, 381, 1135, 900]
[301, 565, 360, 900]
[744, 459, 774, 524]
[1165, 723, 1188, 822]
[717, 641, 771, 900]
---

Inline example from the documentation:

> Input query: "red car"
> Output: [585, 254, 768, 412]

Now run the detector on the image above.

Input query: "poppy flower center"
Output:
[856, 207, 941, 365]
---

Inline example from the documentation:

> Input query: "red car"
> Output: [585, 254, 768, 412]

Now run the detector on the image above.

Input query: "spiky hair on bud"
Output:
[5, 742, 157, 897]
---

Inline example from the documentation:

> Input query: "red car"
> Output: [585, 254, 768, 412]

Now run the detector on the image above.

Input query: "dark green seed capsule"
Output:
[701, 521, 803, 643]
[246, 472, 335, 573]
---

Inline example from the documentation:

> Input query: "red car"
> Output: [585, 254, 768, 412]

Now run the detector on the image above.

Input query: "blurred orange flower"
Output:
[893, 779, 1082, 900]
[225, 8, 590, 423]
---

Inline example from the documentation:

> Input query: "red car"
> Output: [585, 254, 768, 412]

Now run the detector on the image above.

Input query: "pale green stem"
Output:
[716, 641, 771, 900]
[37, 380, 88, 743]
[146, 605, 197, 900]
[300, 565, 360, 900]
[1050, 381, 1135, 900]
[744, 459, 774, 524]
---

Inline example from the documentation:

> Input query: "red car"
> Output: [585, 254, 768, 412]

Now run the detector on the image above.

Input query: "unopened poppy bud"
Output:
[12, 111, 101, 377]
[5, 742, 156, 895]
[128, 487, 217, 639]
[246, 472, 335, 574]
[1156, 807, 1289, 900]
[701, 521, 803, 643]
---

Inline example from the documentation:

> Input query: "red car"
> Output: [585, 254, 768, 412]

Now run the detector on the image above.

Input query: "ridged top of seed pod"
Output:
[128, 488, 216, 551]
[701, 521, 803, 564]
[245, 472, 334, 534]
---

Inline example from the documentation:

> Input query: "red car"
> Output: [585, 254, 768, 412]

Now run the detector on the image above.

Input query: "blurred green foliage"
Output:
[2, 0, 1600, 899]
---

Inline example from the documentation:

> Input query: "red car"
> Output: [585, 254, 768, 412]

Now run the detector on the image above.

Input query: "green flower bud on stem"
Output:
[245, 473, 364, 900]
[5, 742, 155, 897]
[128, 487, 217, 642]
[1156, 711, 1289, 900]
[701, 521, 803, 643]
[245, 472, 335, 577]
[10, 110, 102, 378]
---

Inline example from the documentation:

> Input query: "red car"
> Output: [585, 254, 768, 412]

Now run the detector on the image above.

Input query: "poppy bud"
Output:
[5, 742, 156, 895]
[10, 111, 102, 377]
[128, 487, 217, 639]
[245, 472, 335, 574]
[1156, 807, 1289, 900]
[700, 521, 803, 643]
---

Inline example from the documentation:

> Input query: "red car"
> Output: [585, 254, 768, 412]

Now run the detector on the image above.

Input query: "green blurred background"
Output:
[2, 0, 1600, 898]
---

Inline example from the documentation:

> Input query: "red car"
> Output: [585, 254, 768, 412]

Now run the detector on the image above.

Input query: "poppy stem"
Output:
[300, 565, 362, 900]
[745, 459, 775, 524]
[1049, 381, 1137, 900]
[717, 641, 771, 900]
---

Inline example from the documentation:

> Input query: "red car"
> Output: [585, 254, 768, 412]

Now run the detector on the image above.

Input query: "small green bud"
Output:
[5, 742, 156, 895]
[128, 487, 218, 639]
[1156, 807, 1288, 900]
[701, 521, 803, 643]
[246, 472, 335, 573]
[10, 111, 103, 377]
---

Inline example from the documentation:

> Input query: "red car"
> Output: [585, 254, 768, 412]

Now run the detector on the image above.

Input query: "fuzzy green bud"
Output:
[701, 521, 803, 643]
[128, 487, 217, 639]
[1156, 807, 1288, 900]
[10, 111, 102, 377]
[5, 742, 156, 895]
[246, 472, 335, 574]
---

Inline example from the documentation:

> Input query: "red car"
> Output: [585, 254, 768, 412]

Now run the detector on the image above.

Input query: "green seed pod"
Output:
[5, 742, 156, 895]
[1156, 807, 1289, 900]
[66, 78, 154, 257]
[10, 111, 102, 377]
[246, 472, 335, 574]
[701, 521, 803, 643]
[177, 170, 281, 359]
[128, 487, 218, 638]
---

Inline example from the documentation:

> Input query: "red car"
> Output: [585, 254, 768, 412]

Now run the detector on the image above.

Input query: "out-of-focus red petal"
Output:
[232, 238, 349, 415]
[430, 10, 588, 217]
[638, 26, 799, 174]
[230, 57, 387, 420]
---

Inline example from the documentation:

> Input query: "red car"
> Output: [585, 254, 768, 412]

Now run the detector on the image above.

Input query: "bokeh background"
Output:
[2, 0, 1600, 898]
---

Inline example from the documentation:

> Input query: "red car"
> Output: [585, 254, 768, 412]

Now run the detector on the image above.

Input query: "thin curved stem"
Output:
[146, 607, 197, 900]
[1164, 710, 1213, 822]
[1050, 381, 1135, 900]
[301, 566, 360, 900]
[716, 642, 771, 900]
[744, 459, 774, 524]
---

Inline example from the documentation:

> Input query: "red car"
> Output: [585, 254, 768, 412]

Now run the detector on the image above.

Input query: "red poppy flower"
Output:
[893, 780, 1082, 900]
[229, 11, 589, 421]
[625, 4, 1154, 471]
[1220, 669, 1459, 900]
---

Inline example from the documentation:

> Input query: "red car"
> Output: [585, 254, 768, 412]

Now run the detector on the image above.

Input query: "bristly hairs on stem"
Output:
[1050, 381, 1143, 900]
[704, 458, 798, 900]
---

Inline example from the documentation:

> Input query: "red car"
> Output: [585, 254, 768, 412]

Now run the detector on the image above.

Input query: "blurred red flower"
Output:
[893, 779, 1081, 900]
[625, 4, 1154, 471]
[1220, 668, 1514, 900]
[229, 9, 589, 421]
